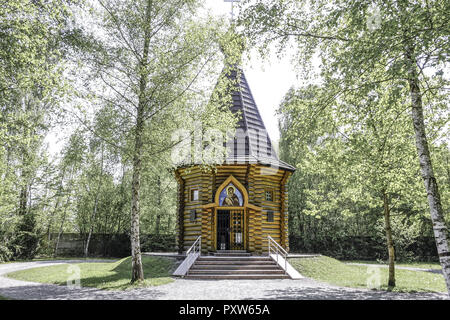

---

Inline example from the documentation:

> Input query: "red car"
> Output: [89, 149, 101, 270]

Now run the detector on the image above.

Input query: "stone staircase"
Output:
[185, 251, 290, 280]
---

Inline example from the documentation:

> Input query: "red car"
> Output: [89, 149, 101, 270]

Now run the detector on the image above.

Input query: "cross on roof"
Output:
[224, 0, 240, 21]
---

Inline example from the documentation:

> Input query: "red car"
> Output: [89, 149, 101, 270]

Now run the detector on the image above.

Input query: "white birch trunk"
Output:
[406, 46, 450, 295]
[130, 0, 153, 283]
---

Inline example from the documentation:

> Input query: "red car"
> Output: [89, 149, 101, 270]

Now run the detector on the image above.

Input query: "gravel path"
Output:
[0, 260, 448, 300]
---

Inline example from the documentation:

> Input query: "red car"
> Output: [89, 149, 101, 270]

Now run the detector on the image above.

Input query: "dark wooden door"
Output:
[217, 210, 230, 250]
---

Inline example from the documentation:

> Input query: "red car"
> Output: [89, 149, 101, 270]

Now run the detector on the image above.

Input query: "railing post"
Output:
[277, 246, 279, 264]
[284, 245, 287, 274]
[267, 235, 289, 275]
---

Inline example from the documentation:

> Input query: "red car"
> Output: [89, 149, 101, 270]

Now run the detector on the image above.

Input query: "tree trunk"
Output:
[383, 191, 395, 288]
[84, 196, 98, 258]
[130, 0, 152, 283]
[84, 145, 104, 258]
[155, 176, 161, 235]
[47, 197, 61, 251]
[446, 153, 450, 188]
[130, 106, 145, 282]
[18, 185, 29, 216]
[155, 215, 161, 235]
[167, 215, 172, 234]
[406, 46, 450, 294]
[54, 197, 70, 257]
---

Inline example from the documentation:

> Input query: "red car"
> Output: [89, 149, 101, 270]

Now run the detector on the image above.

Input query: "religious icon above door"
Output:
[219, 183, 243, 206]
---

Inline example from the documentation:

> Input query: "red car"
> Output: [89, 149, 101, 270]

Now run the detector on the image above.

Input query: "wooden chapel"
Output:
[174, 62, 296, 255]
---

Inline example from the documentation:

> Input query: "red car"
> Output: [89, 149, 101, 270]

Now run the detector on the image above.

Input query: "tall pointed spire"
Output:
[218, 0, 294, 171]
[223, 67, 295, 172]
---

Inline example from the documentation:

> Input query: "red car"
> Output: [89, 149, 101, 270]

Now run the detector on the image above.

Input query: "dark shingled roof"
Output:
[223, 68, 296, 172]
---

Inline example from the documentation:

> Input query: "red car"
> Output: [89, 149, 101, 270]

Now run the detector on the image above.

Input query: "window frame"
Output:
[267, 210, 274, 222]
[190, 209, 197, 222]
[265, 188, 274, 202]
[190, 188, 199, 202]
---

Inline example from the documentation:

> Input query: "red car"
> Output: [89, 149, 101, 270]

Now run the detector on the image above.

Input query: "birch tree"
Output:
[0, 0, 78, 260]
[240, 0, 450, 294]
[279, 81, 428, 289]
[75, 0, 237, 282]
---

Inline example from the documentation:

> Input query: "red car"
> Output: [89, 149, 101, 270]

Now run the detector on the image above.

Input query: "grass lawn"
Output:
[345, 260, 442, 270]
[290, 256, 447, 293]
[6, 256, 176, 290]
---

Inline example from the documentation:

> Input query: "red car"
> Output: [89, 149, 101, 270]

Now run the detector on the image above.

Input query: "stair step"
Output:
[185, 274, 290, 280]
[193, 261, 276, 266]
[213, 253, 252, 256]
[198, 257, 271, 261]
[189, 269, 285, 275]
[191, 264, 278, 270]
[180, 253, 291, 279]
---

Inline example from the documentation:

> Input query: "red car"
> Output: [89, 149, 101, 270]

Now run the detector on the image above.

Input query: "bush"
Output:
[289, 235, 439, 262]
[49, 233, 177, 258]
[10, 213, 41, 260]
[0, 244, 13, 262]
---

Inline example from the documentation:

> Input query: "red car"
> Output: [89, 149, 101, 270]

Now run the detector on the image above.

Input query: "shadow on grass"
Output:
[82, 256, 175, 290]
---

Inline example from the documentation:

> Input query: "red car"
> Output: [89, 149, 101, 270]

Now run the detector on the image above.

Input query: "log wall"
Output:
[175, 164, 292, 254]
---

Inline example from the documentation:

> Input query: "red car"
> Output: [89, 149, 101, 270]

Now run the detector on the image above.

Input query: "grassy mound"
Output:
[289, 256, 447, 293]
[6, 256, 176, 290]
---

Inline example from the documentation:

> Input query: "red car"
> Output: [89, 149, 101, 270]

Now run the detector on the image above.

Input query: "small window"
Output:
[190, 189, 199, 201]
[265, 189, 273, 202]
[267, 211, 274, 222]
[190, 209, 197, 222]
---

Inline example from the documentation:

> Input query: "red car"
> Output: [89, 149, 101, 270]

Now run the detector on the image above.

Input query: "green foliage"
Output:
[0, 0, 243, 264]
[0, 0, 79, 261]
[279, 80, 448, 260]
[10, 213, 41, 260]
[240, 0, 449, 264]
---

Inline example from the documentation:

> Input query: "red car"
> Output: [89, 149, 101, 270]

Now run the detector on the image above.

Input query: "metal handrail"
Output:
[268, 235, 287, 275]
[172, 236, 201, 276]
[186, 235, 201, 256]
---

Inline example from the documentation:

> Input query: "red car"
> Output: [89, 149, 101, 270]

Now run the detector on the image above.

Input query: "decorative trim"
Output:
[201, 203, 261, 211]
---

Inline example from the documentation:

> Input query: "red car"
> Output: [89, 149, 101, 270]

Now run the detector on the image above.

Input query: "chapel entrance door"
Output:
[216, 209, 245, 251]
